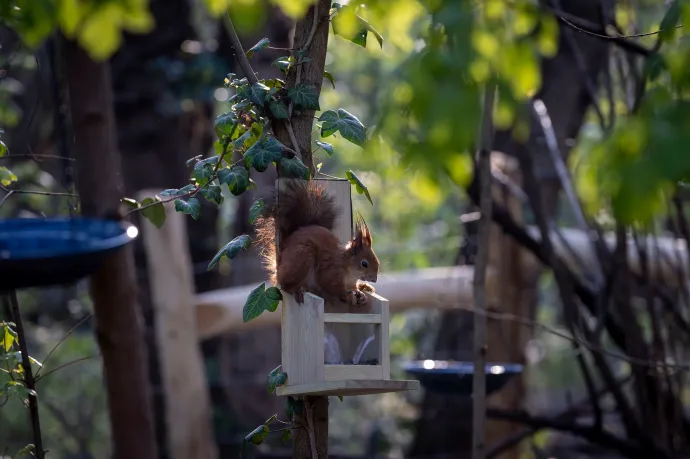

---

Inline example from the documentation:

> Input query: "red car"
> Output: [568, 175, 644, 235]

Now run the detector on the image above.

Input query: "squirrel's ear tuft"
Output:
[353, 213, 372, 250]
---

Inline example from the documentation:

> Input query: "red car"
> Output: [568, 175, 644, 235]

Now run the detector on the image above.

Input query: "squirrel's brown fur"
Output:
[254, 179, 379, 306]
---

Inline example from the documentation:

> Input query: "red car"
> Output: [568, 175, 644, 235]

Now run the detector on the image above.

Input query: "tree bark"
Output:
[272, 0, 332, 177]
[62, 37, 158, 459]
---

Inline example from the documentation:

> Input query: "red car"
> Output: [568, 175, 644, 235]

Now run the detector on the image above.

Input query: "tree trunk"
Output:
[62, 36, 158, 459]
[110, 1, 222, 458]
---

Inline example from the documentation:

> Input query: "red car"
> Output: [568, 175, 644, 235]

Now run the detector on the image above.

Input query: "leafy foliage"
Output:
[319, 109, 367, 146]
[207, 235, 252, 270]
[243, 282, 283, 323]
[267, 365, 288, 393]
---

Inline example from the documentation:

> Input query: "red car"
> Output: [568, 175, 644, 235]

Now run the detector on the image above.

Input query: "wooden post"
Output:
[484, 153, 532, 459]
[62, 37, 158, 459]
[138, 190, 219, 459]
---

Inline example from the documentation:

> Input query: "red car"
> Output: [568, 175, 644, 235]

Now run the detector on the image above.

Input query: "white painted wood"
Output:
[368, 293, 390, 379]
[275, 379, 420, 397]
[137, 189, 218, 459]
[281, 292, 324, 386]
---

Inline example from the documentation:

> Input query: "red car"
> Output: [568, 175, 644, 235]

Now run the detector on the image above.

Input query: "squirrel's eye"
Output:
[361, 260, 368, 268]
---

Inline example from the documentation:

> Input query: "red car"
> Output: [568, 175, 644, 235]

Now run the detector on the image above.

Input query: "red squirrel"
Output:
[255, 178, 379, 307]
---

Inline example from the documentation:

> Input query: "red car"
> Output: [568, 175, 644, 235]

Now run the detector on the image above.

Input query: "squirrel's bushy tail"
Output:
[254, 179, 339, 285]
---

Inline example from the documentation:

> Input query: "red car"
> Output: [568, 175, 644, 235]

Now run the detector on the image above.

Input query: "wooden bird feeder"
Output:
[275, 178, 419, 397]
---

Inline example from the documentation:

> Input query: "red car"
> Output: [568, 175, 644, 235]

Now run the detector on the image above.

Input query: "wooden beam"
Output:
[196, 265, 477, 339]
[138, 190, 218, 459]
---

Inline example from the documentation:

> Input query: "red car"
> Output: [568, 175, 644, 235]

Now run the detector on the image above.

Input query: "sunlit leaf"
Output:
[208, 235, 252, 270]
[315, 140, 334, 156]
[246, 37, 270, 58]
[0, 166, 17, 186]
[346, 170, 373, 205]
[141, 196, 167, 228]
[249, 199, 265, 224]
[319, 109, 367, 146]
[244, 137, 285, 172]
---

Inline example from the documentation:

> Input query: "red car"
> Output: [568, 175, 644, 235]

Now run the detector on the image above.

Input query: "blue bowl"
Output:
[402, 360, 524, 396]
[0, 217, 138, 290]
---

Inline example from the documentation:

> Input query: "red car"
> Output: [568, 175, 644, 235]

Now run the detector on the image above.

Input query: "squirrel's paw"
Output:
[352, 290, 368, 307]
[294, 287, 306, 304]
[357, 281, 375, 293]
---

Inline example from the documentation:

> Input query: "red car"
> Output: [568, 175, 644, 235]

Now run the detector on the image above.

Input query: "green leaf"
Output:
[269, 99, 290, 119]
[214, 113, 236, 138]
[141, 197, 167, 228]
[319, 109, 367, 146]
[338, 395, 343, 402]
[659, 0, 681, 43]
[285, 396, 303, 418]
[0, 166, 17, 186]
[346, 170, 373, 205]
[249, 198, 265, 224]
[281, 429, 292, 444]
[207, 235, 252, 270]
[200, 184, 223, 205]
[288, 84, 320, 110]
[250, 82, 270, 106]
[279, 156, 311, 179]
[246, 37, 270, 58]
[192, 158, 217, 185]
[2, 325, 14, 352]
[0, 140, 7, 157]
[121, 197, 140, 209]
[323, 70, 335, 89]
[315, 140, 334, 156]
[174, 198, 201, 220]
[243, 282, 283, 323]
[268, 365, 288, 393]
[244, 137, 284, 172]
[218, 167, 250, 196]
[332, 7, 382, 48]
[16, 444, 34, 458]
[245, 425, 269, 445]
[272, 56, 291, 73]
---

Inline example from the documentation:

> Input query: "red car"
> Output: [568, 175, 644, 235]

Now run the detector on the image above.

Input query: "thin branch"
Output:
[305, 400, 318, 459]
[7, 291, 44, 459]
[223, 14, 259, 86]
[35, 355, 96, 382]
[35, 313, 92, 378]
[486, 408, 671, 459]
[0, 154, 76, 161]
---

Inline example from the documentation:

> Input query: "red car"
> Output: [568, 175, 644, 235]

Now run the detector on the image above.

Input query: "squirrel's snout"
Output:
[362, 274, 377, 283]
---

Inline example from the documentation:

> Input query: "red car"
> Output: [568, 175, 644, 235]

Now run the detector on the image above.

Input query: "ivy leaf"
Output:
[272, 56, 291, 73]
[346, 170, 373, 205]
[281, 429, 291, 444]
[659, 0, 681, 43]
[0, 140, 7, 156]
[0, 167, 17, 186]
[244, 137, 284, 172]
[319, 109, 367, 146]
[245, 425, 269, 446]
[214, 113, 236, 138]
[174, 198, 201, 220]
[16, 444, 35, 458]
[2, 324, 15, 352]
[250, 82, 270, 106]
[246, 37, 270, 58]
[268, 365, 288, 393]
[288, 84, 320, 110]
[207, 235, 252, 270]
[332, 7, 382, 48]
[243, 282, 283, 323]
[323, 70, 335, 89]
[285, 396, 304, 418]
[269, 99, 289, 119]
[315, 140, 334, 157]
[279, 156, 311, 179]
[249, 199, 265, 224]
[234, 129, 255, 150]
[338, 395, 343, 402]
[200, 184, 223, 205]
[218, 167, 250, 196]
[192, 158, 217, 185]
[121, 197, 140, 209]
[140, 196, 167, 228]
